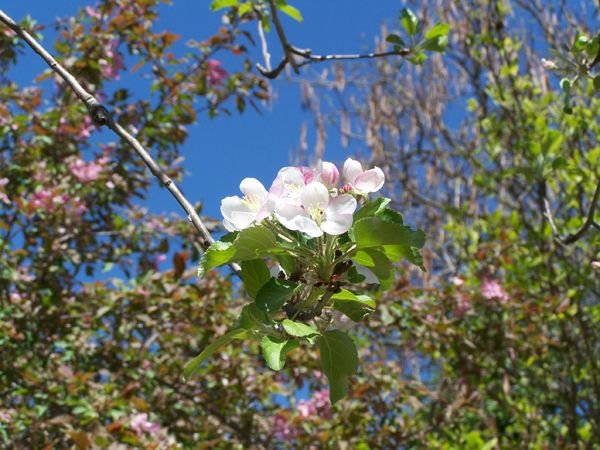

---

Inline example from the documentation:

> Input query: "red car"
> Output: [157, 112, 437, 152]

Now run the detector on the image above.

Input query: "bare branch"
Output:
[0, 9, 241, 272]
[544, 178, 600, 245]
[267, 0, 299, 73]
[562, 179, 600, 244]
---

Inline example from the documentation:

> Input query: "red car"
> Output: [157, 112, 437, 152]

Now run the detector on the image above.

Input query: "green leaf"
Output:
[593, 75, 600, 91]
[552, 157, 568, 171]
[352, 248, 394, 289]
[232, 225, 278, 261]
[239, 303, 270, 331]
[282, 319, 319, 337]
[319, 330, 359, 403]
[353, 197, 391, 222]
[424, 23, 450, 40]
[210, 0, 238, 11]
[332, 289, 376, 322]
[386, 34, 406, 47]
[184, 328, 248, 379]
[408, 52, 427, 65]
[241, 259, 271, 298]
[261, 336, 299, 370]
[276, 2, 303, 22]
[379, 208, 404, 224]
[352, 217, 426, 267]
[400, 8, 419, 36]
[560, 78, 571, 92]
[419, 35, 448, 53]
[198, 241, 236, 277]
[198, 226, 278, 277]
[238, 2, 253, 16]
[255, 278, 298, 313]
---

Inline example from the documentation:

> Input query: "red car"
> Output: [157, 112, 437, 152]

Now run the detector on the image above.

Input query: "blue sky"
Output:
[6, 1, 403, 219]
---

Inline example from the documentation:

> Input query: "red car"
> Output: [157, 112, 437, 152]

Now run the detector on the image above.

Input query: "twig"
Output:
[562, 179, 600, 244]
[257, 44, 411, 79]
[0, 9, 241, 273]
[267, 0, 299, 74]
[544, 178, 600, 245]
[256, 14, 272, 73]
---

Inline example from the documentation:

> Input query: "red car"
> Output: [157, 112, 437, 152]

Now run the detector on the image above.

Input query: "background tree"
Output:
[0, 0, 598, 449]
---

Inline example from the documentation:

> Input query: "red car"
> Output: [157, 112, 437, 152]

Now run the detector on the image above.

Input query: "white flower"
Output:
[275, 182, 357, 237]
[269, 167, 306, 206]
[342, 158, 385, 194]
[541, 58, 557, 70]
[220, 178, 271, 231]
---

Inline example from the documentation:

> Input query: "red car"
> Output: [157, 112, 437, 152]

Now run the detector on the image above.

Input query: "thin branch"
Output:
[267, 0, 299, 74]
[544, 178, 600, 245]
[562, 179, 600, 244]
[0, 9, 241, 272]
[256, 12, 272, 73]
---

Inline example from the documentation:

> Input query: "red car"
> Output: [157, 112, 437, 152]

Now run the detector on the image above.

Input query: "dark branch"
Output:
[544, 178, 600, 245]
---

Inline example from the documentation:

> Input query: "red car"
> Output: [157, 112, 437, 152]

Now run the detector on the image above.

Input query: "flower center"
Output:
[243, 194, 262, 212]
[308, 206, 325, 224]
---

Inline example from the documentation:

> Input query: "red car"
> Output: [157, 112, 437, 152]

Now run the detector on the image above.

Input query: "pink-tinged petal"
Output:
[300, 182, 329, 212]
[298, 166, 315, 184]
[343, 158, 363, 185]
[256, 195, 277, 221]
[240, 178, 268, 201]
[321, 213, 353, 235]
[354, 167, 385, 193]
[327, 194, 357, 216]
[269, 167, 305, 204]
[319, 161, 339, 187]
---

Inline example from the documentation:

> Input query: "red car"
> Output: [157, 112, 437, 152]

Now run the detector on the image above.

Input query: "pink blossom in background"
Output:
[481, 279, 509, 303]
[100, 40, 124, 80]
[69, 158, 107, 182]
[298, 166, 316, 184]
[131, 413, 160, 435]
[454, 294, 471, 317]
[76, 115, 94, 141]
[297, 389, 332, 419]
[272, 413, 294, 440]
[206, 60, 228, 85]
[0, 178, 9, 204]
[29, 189, 54, 210]
[592, 261, 600, 270]
[84, 6, 101, 19]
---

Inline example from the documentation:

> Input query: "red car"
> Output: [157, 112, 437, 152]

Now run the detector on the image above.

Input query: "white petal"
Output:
[327, 194, 357, 216]
[223, 218, 236, 232]
[321, 213, 353, 235]
[319, 161, 339, 186]
[275, 202, 306, 231]
[300, 182, 329, 211]
[294, 215, 323, 237]
[354, 167, 385, 193]
[278, 166, 305, 186]
[221, 196, 255, 229]
[240, 178, 267, 201]
[343, 158, 363, 185]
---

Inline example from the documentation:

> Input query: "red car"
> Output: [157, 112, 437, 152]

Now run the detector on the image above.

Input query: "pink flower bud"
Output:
[320, 161, 339, 187]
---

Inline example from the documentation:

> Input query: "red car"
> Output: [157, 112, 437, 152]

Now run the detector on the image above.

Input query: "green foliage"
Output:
[319, 331, 358, 404]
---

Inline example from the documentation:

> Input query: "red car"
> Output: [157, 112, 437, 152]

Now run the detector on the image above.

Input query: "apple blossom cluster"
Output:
[220, 158, 385, 238]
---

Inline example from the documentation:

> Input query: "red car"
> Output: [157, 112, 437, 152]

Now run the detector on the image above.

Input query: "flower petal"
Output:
[300, 182, 329, 212]
[354, 167, 385, 193]
[240, 178, 268, 201]
[327, 194, 357, 216]
[343, 158, 363, 185]
[275, 202, 306, 231]
[294, 215, 323, 237]
[319, 161, 339, 187]
[221, 196, 255, 230]
[321, 213, 353, 235]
